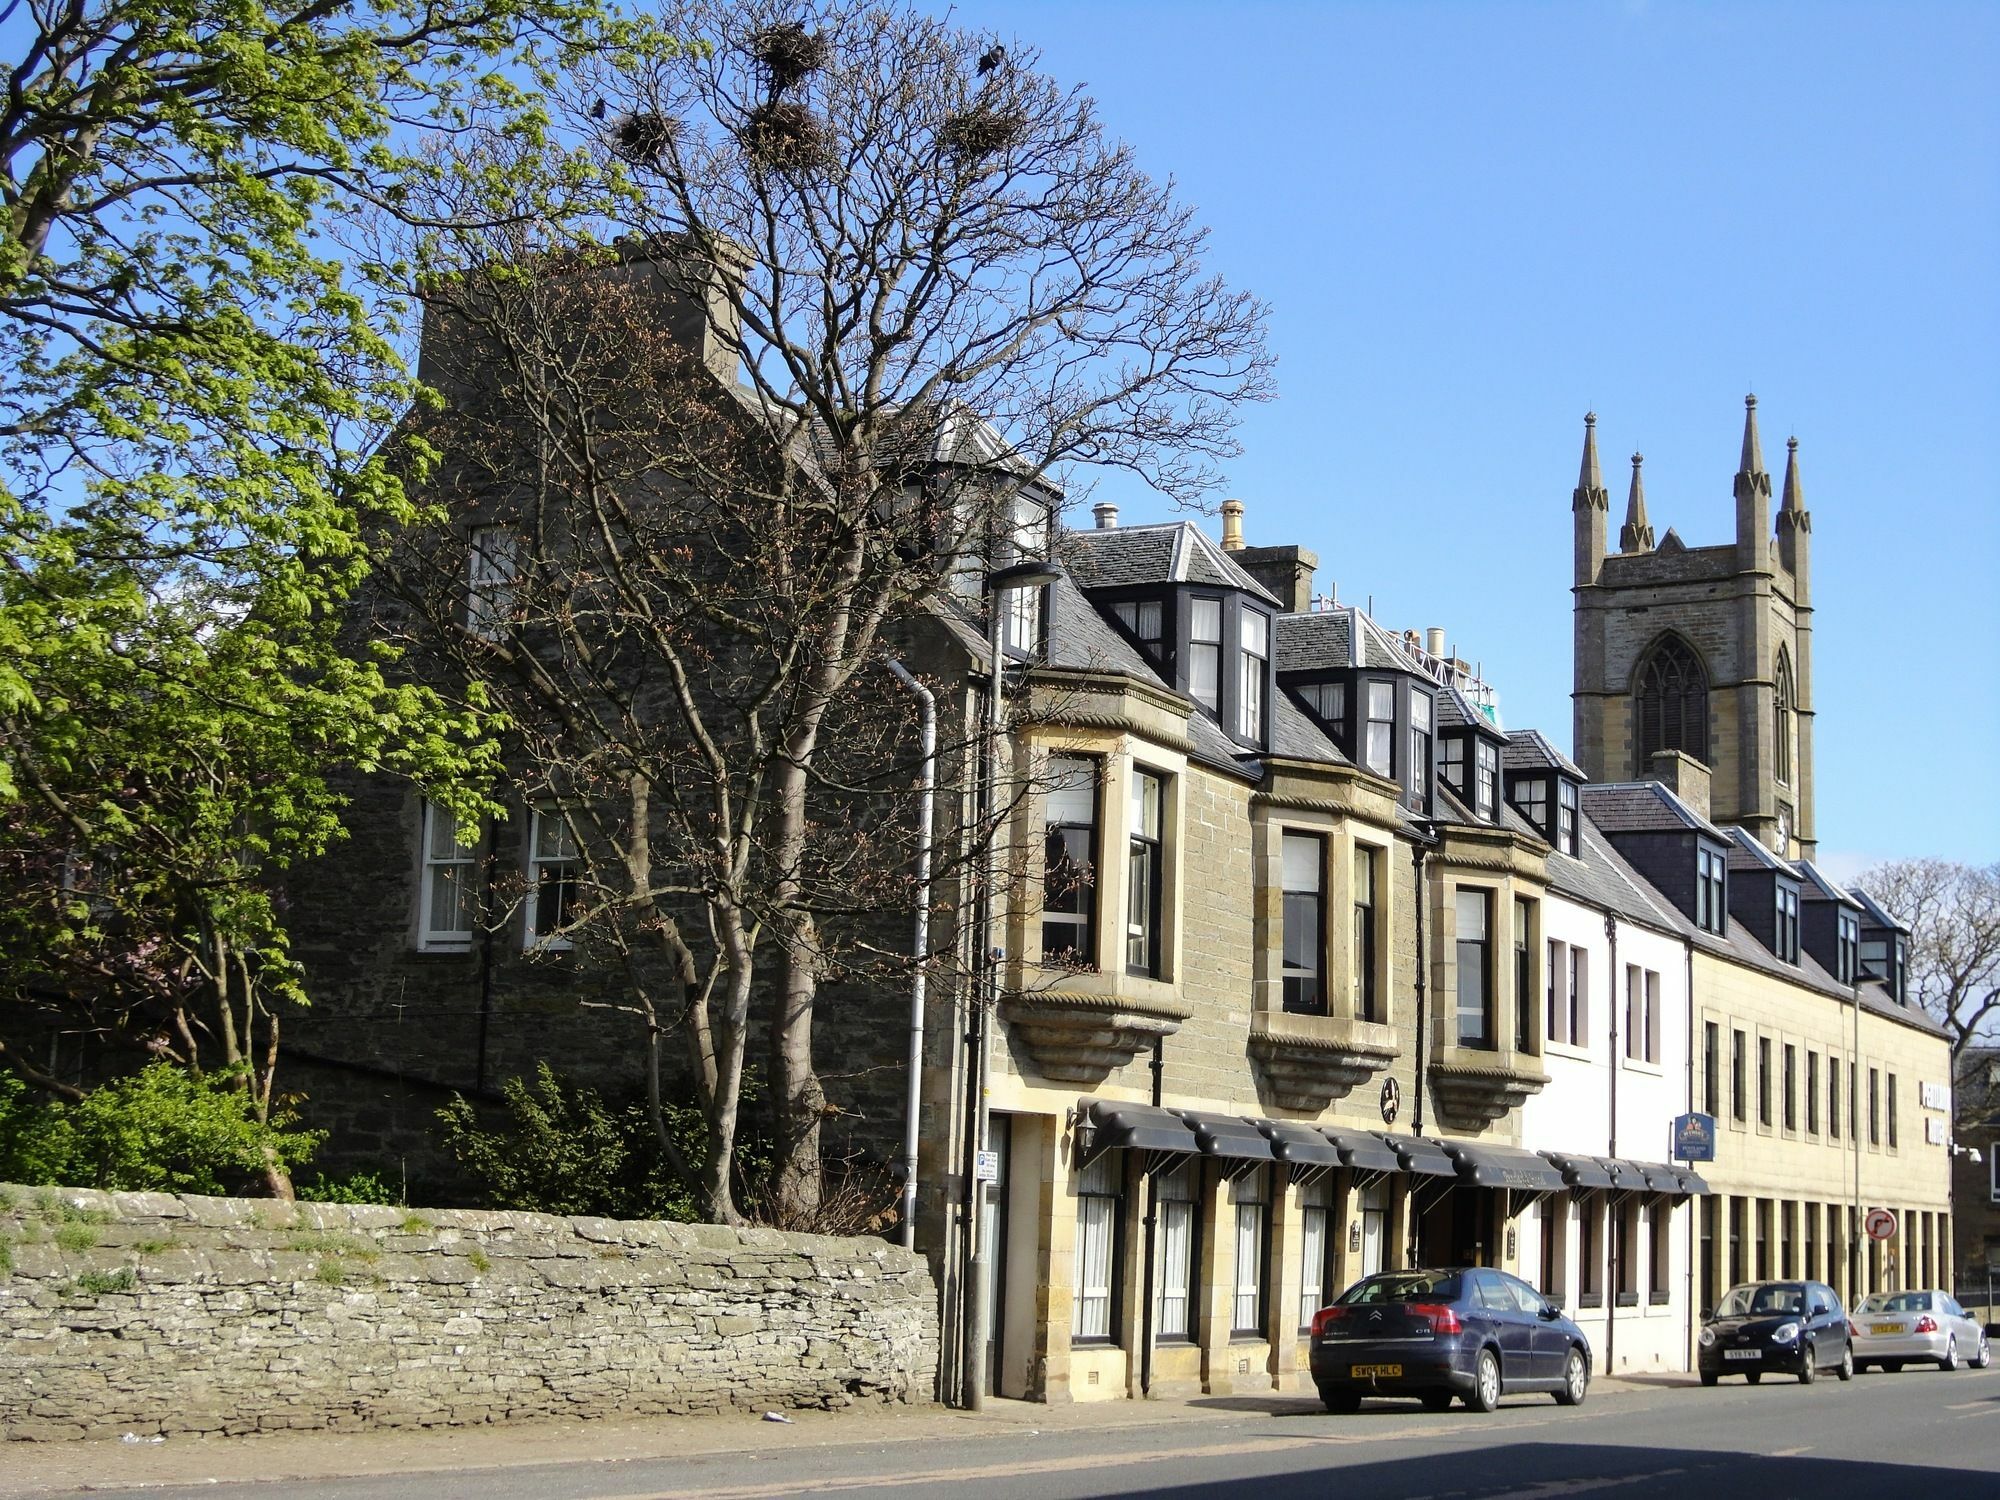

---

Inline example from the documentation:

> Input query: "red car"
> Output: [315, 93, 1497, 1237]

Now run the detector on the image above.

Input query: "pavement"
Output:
[0, 1373, 1699, 1497]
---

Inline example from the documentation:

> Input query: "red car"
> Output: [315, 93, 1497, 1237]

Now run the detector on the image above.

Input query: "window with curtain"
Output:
[1041, 756, 1099, 966]
[1364, 680, 1396, 777]
[1455, 888, 1493, 1047]
[1230, 1167, 1269, 1334]
[1634, 634, 1709, 773]
[1407, 692, 1433, 808]
[1238, 608, 1268, 739]
[1071, 1152, 1123, 1341]
[1189, 598, 1222, 713]
[1298, 1177, 1332, 1330]
[1650, 1203, 1672, 1301]
[1156, 1161, 1198, 1339]
[1514, 899, 1534, 1051]
[418, 801, 478, 951]
[525, 807, 580, 949]
[1113, 598, 1165, 662]
[1297, 680, 1345, 739]
[1281, 832, 1325, 1014]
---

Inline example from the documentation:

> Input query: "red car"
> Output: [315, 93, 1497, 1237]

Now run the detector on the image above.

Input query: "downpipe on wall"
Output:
[884, 657, 937, 1253]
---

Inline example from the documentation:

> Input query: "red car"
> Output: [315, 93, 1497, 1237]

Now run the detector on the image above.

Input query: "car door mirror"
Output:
[1540, 1301, 1562, 1320]
[1809, 1301, 1828, 1318]
[1699, 1307, 1712, 1321]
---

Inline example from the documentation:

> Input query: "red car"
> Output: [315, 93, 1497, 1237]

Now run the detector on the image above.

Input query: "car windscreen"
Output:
[1857, 1292, 1932, 1314]
[1716, 1283, 1806, 1317]
[1338, 1273, 1463, 1305]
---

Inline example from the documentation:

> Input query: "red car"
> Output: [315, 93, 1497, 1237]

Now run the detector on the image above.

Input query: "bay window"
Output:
[1514, 776, 1549, 831]
[1238, 608, 1268, 739]
[1474, 739, 1499, 821]
[1556, 778, 1579, 855]
[1297, 680, 1346, 739]
[1281, 832, 1325, 1014]
[1189, 598, 1222, 713]
[1041, 756, 1100, 966]
[1352, 844, 1379, 1022]
[1408, 692, 1433, 808]
[1514, 898, 1534, 1051]
[1455, 887, 1494, 1047]
[1126, 769, 1164, 977]
[1112, 598, 1164, 661]
[1364, 681, 1396, 777]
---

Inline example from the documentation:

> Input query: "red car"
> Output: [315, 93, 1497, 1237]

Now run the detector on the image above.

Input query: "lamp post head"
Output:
[987, 558, 1060, 593]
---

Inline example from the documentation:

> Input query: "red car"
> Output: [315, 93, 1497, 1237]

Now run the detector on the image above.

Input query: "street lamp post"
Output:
[963, 558, 1059, 1412]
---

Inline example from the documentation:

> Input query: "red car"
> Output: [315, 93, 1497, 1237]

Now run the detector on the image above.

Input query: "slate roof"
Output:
[1549, 822, 1684, 930]
[1269, 693, 1349, 766]
[1724, 826, 1802, 877]
[1794, 859, 1860, 907]
[1579, 781, 1730, 841]
[1503, 728, 1584, 778]
[1845, 886, 1910, 933]
[1274, 609, 1353, 673]
[1057, 522, 1281, 606]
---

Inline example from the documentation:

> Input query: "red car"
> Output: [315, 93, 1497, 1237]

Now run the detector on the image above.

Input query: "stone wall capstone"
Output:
[0, 1185, 936, 1441]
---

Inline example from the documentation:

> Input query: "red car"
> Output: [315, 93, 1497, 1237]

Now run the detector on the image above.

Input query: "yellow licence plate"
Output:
[1351, 1363, 1403, 1379]
[1873, 1323, 1906, 1335]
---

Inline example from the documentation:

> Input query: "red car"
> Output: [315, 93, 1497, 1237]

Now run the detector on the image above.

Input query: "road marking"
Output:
[1945, 1397, 1991, 1410]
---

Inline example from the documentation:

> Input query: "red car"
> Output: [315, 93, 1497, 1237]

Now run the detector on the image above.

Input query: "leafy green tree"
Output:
[0, 0, 649, 1190]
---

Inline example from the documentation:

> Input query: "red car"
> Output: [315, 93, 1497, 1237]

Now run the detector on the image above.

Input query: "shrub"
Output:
[0, 1065, 321, 1196]
[296, 1170, 401, 1206]
[435, 1062, 708, 1222]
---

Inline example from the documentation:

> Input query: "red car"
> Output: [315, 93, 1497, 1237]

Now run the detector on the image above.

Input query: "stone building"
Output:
[1951, 1047, 2000, 1294]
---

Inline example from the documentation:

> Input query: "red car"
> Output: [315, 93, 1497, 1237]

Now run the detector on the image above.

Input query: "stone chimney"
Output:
[1092, 501, 1119, 530]
[1216, 498, 1319, 614]
[1649, 749, 1712, 822]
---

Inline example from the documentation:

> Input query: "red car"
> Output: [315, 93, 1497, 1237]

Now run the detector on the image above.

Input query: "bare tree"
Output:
[1854, 858, 2000, 1057]
[378, 0, 1271, 1224]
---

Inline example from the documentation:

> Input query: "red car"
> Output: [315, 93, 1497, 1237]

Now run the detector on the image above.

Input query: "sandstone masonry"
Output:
[0, 1185, 936, 1441]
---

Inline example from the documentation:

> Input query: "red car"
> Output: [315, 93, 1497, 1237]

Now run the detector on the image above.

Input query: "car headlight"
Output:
[1771, 1322, 1800, 1344]
[1698, 1326, 1717, 1347]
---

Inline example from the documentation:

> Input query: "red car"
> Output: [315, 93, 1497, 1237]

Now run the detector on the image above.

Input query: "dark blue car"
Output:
[1309, 1267, 1592, 1414]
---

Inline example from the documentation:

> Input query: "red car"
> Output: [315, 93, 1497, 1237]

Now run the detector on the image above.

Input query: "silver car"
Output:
[1850, 1290, 1991, 1372]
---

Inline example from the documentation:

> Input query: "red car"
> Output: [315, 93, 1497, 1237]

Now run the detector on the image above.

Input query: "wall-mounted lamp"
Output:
[1348, 1221, 1362, 1254]
[1068, 1105, 1099, 1167]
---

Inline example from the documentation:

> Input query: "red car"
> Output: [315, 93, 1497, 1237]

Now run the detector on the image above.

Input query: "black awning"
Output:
[1254, 1119, 1343, 1169]
[1171, 1109, 1278, 1163]
[1671, 1165, 1712, 1196]
[1441, 1140, 1569, 1194]
[1083, 1101, 1198, 1158]
[1542, 1151, 1616, 1190]
[1600, 1158, 1648, 1192]
[1632, 1163, 1683, 1194]
[1376, 1132, 1457, 1178]
[1324, 1129, 1404, 1175]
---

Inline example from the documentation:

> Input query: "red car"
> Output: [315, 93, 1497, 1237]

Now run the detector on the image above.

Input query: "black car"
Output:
[1308, 1267, 1592, 1414]
[1697, 1280, 1855, 1385]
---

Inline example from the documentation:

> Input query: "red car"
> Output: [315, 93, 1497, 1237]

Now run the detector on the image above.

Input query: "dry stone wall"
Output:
[0, 1184, 936, 1441]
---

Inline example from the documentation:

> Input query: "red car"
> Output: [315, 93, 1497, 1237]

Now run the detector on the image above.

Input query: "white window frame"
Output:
[524, 806, 582, 950]
[1238, 607, 1267, 739]
[1156, 1160, 1197, 1339]
[1071, 1152, 1121, 1341]
[1189, 597, 1223, 713]
[418, 800, 478, 952]
[1230, 1166, 1268, 1334]
[465, 525, 521, 642]
[1298, 1176, 1332, 1330]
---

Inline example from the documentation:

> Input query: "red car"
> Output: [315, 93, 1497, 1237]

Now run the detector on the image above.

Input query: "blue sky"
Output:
[952, 0, 2000, 875]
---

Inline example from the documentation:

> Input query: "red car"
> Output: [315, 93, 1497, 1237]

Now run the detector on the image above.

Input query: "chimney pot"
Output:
[1220, 498, 1246, 551]
[1092, 502, 1119, 530]
[1425, 627, 1447, 657]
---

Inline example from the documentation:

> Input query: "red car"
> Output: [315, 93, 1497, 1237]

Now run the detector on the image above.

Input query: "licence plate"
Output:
[1872, 1323, 1906, 1335]
[1724, 1349, 1760, 1361]
[1351, 1363, 1403, 1379]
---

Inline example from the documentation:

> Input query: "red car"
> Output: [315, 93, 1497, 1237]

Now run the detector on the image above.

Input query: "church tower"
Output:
[1571, 396, 1816, 859]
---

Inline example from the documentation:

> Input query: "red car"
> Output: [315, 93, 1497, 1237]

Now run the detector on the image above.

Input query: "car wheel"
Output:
[1745, 1371, 1762, 1385]
[1797, 1345, 1817, 1385]
[1836, 1343, 1854, 1382]
[1700, 1370, 1719, 1388]
[1973, 1335, 1992, 1370]
[1465, 1349, 1501, 1413]
[1554, 1347, 1589, 1407]
[1939, 1337, 1958, 1373]
[1420, 1390, 1453, 1412]
[1321, 1387, 1360, 1415]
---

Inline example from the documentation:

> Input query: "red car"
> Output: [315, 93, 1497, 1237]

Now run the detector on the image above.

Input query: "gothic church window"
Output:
[1774, 647, 1794, 786]
[1634, 635, 1708, 774]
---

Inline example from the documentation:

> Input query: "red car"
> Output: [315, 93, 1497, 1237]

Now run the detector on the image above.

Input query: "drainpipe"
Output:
[1684, 936, 1697, 1363]
[1851, 976, 1862, 1297]
[886, 657, 937, 1253]
[1604, 912, 1619, 1377]
[1140, 1038, 1164, 1397]
[1411, 837, 1431, 1139]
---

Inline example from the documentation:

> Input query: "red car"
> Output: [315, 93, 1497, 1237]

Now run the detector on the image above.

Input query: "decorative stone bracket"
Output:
[1247, 1011, 1401, 1113]
[1000, 986, 1192, 1084]
[1427, 1047, 1550, 1130]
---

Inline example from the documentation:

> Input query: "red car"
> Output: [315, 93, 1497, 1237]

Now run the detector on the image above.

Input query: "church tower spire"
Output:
[1619, 452, 1655, 552]
[1734, 393, 1772, 570]
[1777, 434, 1811, 600]
[1573, 411, 1608, 586]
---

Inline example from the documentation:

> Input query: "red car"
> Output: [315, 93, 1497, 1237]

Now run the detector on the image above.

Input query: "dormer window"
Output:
[1774, 883, 1801, 963]
[1473, 740, 1499, 821]
[1112, 598, 1164, 662]
[1189, 598, 1222, 712]
[1836, 910, 1860, 984]
[1557, 779, 1579, 856]
[1695, 845, 1727, 934]
[1442, 736, 1466, 795]
[1514, 776, 1549, 829]
[1408, 692, 1433, 810]
[1238, 607, 1268, 739]
[1364, 681, 1396, 777]
[1296, 681, 1346, 739]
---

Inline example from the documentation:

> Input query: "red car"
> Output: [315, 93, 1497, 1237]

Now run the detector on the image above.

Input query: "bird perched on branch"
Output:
[977, 43, 1005, 75]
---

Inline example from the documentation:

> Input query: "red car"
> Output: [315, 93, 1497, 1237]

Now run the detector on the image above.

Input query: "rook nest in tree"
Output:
[744, 101, 830, 171]
[612, 111, 678, 164]
[941, 107, 1024, 161]
[752, 22, 827, 91]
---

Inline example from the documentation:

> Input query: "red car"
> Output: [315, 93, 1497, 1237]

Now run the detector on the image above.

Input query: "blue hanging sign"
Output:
[1671, 1112, 1717, 1162]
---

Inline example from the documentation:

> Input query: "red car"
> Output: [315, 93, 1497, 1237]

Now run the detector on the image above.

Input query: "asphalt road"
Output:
[30, 1363, 2000, 1500]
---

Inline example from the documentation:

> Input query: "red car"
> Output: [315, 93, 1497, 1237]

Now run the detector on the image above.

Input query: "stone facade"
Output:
[0, 1185, 935, 1441]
